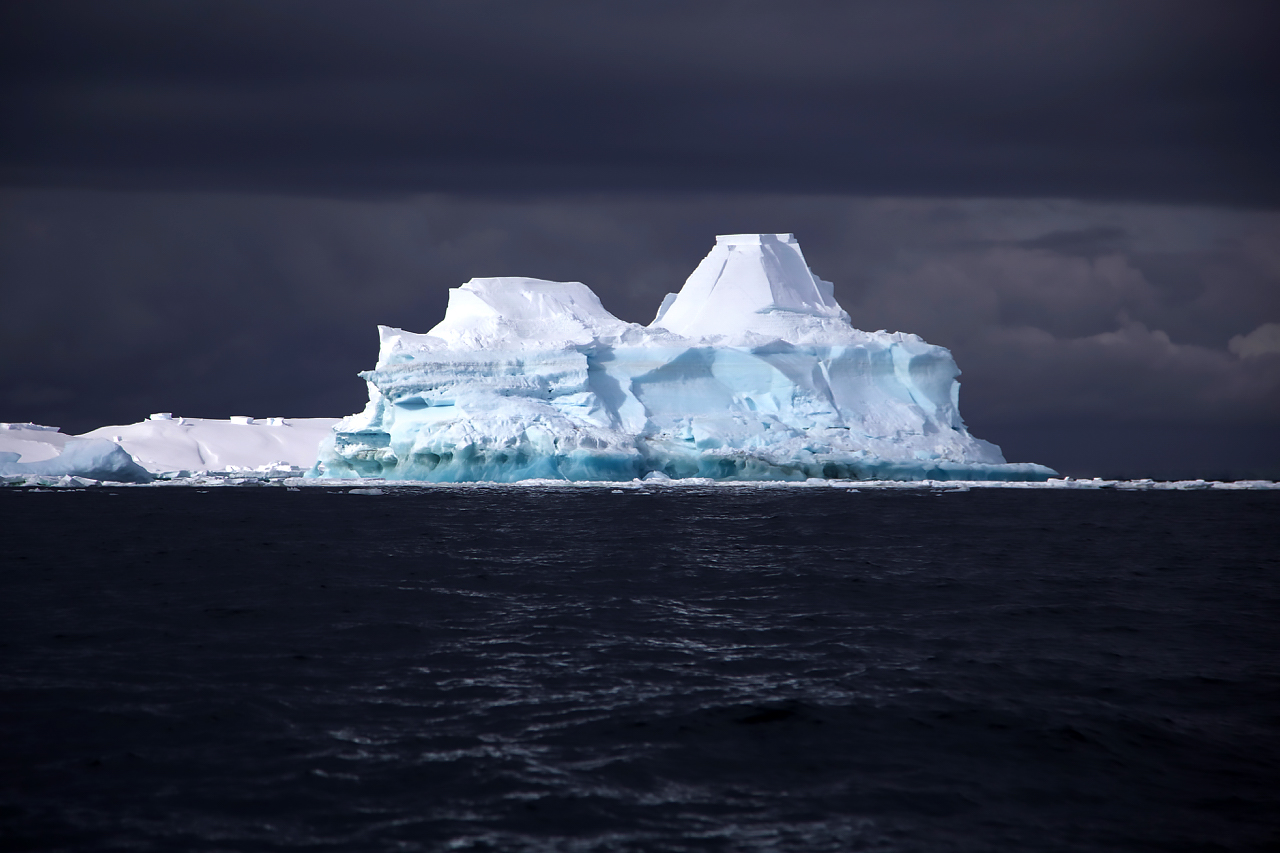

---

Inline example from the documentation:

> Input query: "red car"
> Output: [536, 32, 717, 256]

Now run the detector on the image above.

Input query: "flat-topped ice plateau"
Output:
[314, 233, 1056, 482]
[79, 414, 340, 475]
[1, 416, 338, 484]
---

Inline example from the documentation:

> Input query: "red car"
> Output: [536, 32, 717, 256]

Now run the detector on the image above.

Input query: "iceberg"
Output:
[313, 234, 1056, 482]
[1, 417, 340, 485]
[79, 415, 341, 476]
[0, 429, 153, 483]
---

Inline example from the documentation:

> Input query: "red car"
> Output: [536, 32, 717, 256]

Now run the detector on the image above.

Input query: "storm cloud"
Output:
[3, 0, 1278, 204]
[1, 2, 1277, 478]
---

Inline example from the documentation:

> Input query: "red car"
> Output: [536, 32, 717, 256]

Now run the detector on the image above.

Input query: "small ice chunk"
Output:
[230, 416, 255, 425]
[149, 413, 174, 421]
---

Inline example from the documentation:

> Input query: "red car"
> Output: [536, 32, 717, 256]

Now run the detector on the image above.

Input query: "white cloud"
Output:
[1229, 323, 1280, 358]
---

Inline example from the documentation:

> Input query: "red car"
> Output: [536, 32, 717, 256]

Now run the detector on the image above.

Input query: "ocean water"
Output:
[1, 486, 1278, 852]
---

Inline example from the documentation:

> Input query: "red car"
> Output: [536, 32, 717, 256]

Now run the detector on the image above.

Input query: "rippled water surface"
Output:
[2, 486, 1278, 852]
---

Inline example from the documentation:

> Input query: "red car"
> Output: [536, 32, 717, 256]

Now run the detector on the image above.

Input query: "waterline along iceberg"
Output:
[313, 234, 1055, 482]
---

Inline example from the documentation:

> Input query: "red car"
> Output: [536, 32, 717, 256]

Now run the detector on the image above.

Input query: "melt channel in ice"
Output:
[313, 234, 1057, 483]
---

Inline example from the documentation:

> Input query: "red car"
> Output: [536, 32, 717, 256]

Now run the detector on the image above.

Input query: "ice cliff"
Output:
[313, 234, 1055, 482]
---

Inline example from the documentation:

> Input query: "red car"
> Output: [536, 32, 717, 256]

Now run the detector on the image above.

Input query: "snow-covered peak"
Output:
[375, 236, 864, 362]
[420, 276, 631, 352]
[651, 234, 849, 340]
[447, 277, 621, 326]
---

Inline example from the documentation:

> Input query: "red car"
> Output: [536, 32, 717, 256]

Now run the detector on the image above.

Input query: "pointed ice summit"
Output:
[652, 233, 849, 340]
[313, 234, 1054, 482]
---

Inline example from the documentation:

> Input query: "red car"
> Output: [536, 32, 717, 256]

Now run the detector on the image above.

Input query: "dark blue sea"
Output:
[2, 486, 1278, 852]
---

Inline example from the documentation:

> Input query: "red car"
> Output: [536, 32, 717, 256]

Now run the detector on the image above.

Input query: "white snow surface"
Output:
[653, 234, 850, 341]
[0, 423, 74, 463]
[315, 234, 1056, 483]
[80, 416, 341, 475]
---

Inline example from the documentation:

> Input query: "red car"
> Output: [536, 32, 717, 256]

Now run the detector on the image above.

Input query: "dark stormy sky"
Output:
[2, 0, 1278, 478]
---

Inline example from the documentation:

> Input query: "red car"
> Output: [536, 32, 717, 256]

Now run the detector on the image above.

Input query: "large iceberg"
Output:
[313, 234, 1055, 482]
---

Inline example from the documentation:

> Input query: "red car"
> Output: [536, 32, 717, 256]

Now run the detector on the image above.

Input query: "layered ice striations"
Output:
[314, 234, 1055, 482]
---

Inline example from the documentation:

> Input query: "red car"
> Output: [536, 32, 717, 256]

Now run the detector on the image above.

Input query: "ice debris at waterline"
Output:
[314, 234, 1056, 483]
